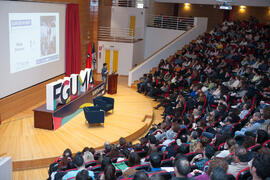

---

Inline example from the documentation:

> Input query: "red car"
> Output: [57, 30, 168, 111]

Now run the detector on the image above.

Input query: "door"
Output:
[112, 50, 119, 73]
[105, 49, 111, 72]
[129, 16, 136, 37]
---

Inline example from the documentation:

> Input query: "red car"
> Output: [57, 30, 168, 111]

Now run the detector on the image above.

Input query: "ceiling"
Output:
[155, 0, 270, 7]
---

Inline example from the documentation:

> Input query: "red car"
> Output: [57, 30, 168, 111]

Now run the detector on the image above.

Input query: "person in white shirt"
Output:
[227, 147, 250, 178]
[212, 85, 221, 99]
[216, 138, 237, 158]
[230, 76, 240, 89]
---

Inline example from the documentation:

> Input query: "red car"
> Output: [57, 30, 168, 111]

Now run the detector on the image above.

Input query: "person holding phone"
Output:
[190, 145, 216, 171]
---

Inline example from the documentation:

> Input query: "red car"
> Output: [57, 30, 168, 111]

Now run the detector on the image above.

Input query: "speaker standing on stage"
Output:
[102, 63, 108, 89]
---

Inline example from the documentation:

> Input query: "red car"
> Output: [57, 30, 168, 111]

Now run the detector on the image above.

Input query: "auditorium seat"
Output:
[89, 164, 102, 172]
[131, 164, 151, 171]
[263, 139, 270, 148]
[66, 177, 75, 180]
[227, 173, 236, 180]
[236, 167, 251, 180]
[148, 170, 172, 179]
[218, 142, 226, 151]
[97, 169, 122, 179]
[185, 152, 203, 161]
[160, 159, 173, 167]
[230, 123, 242, 134]
[247, 144, 262, 152]
[85, 160, 97, 168]
[135, 150, 148, 158]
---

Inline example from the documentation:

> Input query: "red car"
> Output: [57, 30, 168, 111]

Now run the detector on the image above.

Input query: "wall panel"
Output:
[178, 3, 270, 31]
[231, 6, 270, 23]
[0, 75, 65, 121]
[155, 2, 176, 16]
[178, 4, 224, 31]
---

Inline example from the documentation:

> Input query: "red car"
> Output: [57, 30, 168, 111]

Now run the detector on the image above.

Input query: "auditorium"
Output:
[0, 0, 270, 179]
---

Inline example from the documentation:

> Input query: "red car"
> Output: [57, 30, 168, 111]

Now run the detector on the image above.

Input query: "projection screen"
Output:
[0, 1, 66, 98]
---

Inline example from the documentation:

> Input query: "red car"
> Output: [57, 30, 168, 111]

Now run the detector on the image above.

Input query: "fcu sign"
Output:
[46, 68, 94, 111]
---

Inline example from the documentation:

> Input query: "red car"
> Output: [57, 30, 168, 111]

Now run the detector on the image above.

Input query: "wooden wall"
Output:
[178, 4, 225, 32]
[155, 3, 270, 31]
[155, 2, 176, 16]
[90, 1, 99, 69]
[98, 0, 112, 27]
[0, 75, 65, 121]
[154, 3, 224, 31]
[231, 6, 270, 23]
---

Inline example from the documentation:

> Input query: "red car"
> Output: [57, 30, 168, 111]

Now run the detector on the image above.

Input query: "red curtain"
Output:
[65, 4, 81, 76]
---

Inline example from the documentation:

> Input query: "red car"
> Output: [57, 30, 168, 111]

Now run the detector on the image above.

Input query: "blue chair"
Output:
[93, 96, 114, 112]
[83, 106, 105, 124]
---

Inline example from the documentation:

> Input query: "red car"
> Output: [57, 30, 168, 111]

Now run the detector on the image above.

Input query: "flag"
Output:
[86, 41, 92, 68]
[92, 43, 96, 69]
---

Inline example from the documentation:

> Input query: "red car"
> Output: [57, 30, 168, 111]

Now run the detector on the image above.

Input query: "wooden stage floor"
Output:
[0, 76, 156, 173]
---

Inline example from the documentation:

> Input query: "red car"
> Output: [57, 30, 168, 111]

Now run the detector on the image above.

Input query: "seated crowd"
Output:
[48, 18, 270, 180]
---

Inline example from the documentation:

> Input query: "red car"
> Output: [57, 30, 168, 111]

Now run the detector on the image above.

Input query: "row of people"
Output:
[47, 18, 270, 180]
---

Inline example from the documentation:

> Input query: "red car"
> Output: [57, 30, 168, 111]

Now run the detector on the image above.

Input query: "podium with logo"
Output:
[107, 74, 118, 95]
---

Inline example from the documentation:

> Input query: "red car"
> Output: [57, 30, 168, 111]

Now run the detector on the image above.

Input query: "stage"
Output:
[0, 76, 156, 175]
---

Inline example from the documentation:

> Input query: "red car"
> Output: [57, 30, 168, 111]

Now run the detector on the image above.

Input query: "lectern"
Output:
[108, 74, 118, 94]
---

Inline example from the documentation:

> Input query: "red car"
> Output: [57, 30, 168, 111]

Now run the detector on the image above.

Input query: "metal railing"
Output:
[112, 0, 146, 8]
[112, 0, 136, 7]
[128, 17, 208, 86]
[147, 15, 194, 31]
[98, 26, 144, 42]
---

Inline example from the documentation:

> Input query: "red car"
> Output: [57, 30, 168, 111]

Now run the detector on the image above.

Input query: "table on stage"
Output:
[33, 81, 105, 130]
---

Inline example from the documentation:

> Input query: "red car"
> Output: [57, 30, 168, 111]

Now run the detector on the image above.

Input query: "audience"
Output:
[149, 174, 165, 180]
[76, 169, 93, 180]
[103, 164, 116, 180]
[188, 157, 228, 180]
[210, 167, 227, 180]
[172, 156, 192, 180]
[227, 146, 249, 177]
[235, 112, 264, 137]
[48, 17, 270, 180]
[62, 153, 94, 180]
[149, 152, 162, 172]
[190, 144, 215, 171]
[133, 171, 149, 180]
[250, 153, 270, 180]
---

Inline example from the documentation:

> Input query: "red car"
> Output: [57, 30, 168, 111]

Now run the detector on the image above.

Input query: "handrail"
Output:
[148, 14, 194, 21]
[147, 14, 194, 31]
[129, 27, 192, 71]
[128, 16, 195, 70]
[98, 26, 144, 42]
[128, 17, 208, 86]
[112, 0, 144, 8]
